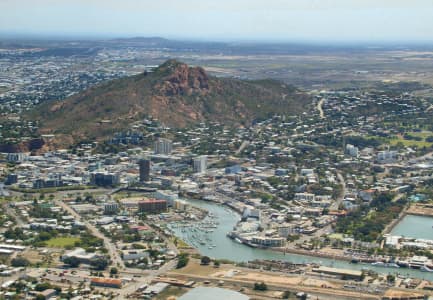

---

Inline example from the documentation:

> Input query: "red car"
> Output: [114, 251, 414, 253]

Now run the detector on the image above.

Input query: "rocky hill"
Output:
[28, 60, 311, 147]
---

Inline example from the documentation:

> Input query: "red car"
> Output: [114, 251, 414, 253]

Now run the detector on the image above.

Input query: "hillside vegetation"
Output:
[29, 60, 311, 147]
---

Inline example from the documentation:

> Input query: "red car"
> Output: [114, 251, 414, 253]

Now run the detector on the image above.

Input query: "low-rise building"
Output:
[138, 199, 167, 214]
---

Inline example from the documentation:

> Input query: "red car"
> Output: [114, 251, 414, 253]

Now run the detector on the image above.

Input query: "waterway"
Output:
[391, 214, 433, 240]
[169, 199, 433, 280]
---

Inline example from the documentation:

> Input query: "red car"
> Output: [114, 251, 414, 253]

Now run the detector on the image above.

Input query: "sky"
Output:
[1, 0, 433, 43]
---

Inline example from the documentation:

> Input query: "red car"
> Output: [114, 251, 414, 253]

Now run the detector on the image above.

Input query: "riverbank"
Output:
[272, 247, 354, 263]
[382, 209, 408, 235]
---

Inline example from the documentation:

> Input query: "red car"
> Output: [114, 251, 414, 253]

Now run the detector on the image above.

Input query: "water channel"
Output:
[391, 215, 433, 240]
[168, 199, 433, 281]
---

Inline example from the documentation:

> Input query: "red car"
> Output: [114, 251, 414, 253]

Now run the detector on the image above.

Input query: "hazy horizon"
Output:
[1, 0, 433, 44]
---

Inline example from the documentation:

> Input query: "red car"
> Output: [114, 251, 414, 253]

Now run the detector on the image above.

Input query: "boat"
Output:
[421, 265, 433, 272]
[397, 260, 410, 268]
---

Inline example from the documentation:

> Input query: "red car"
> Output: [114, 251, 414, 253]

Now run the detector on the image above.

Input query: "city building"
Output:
[377, 150, 398, 163]
[294, 192, 316, 202]
[6, 153, 26, 163]
[104, 202, 119, 215]
[225, 165, 242, 174]
[154, 138, 172, 155]
[173, 199, 189, 211]
[4, 174, 17, 185]
[61, 248, 99, 265]
[90, 172, 120, 186]
[90, 278, 122, 289]
[138, 199, 167, 213]
[345, 144, 359, 157]
[138, 159, 150, 182]
[193, 155, 207, 173]
[251, 236, 285, 247]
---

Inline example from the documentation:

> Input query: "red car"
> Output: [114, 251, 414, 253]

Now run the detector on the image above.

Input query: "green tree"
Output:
[253, 282, 268, 291]
[63, 256, 80, 268]
[176, 253, 189, 269]
[200, 256, 211, 265]
[11, 257, 30, 267]
[110, 267, 118, 276]
[90, 258, 109, 270]
[35, 282, 52, 291]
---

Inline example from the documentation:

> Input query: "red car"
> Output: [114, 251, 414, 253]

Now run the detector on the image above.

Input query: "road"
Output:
[5, 187, 114, 199]
[53, 199, 125, 269]
[0, 183, 10, 197]
[235, 140, 250, 155]
[2, 202, 25, 226]
[331, 172, 346, 211]
[119, 259, 178, 298]
[317, 98, 326, 119]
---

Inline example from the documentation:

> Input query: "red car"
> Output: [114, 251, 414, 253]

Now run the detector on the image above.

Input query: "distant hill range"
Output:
[28, 59, 311, 147]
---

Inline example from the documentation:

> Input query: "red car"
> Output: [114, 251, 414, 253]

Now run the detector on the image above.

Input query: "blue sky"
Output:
[1, 0, 433, 42]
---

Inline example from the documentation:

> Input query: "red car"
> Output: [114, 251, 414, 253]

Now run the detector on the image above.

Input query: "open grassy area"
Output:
[388, 133, 433, 148]
[389, 139, 432, 148]
[172, 237, 191, 249]
[367, 131, 433, 148]
[45, 237, 80, 248]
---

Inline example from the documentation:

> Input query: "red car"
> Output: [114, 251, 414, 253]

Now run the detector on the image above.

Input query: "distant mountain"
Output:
[28, 60, 311, 147]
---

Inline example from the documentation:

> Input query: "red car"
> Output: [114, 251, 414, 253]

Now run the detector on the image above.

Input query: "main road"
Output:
[331, 172, 346, 210]
[53, 199, 125, 269]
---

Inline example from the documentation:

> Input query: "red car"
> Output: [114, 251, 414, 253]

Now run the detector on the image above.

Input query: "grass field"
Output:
[388, 131, 433, 148]
[368, 131, 433, 148]
[389, 138, 432, 148]
[46, 237, 80, 248]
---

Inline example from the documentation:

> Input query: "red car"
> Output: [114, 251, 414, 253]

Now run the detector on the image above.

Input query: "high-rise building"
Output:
[154, 138, 172, 155]
[90, 172, 120, 186]
[345, 144, 359, 157]
[193, 155, 207, 173]
[138, 159, 150, 182]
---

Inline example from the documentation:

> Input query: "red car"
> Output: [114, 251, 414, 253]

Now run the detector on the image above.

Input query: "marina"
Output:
[169, 198, 433, 281]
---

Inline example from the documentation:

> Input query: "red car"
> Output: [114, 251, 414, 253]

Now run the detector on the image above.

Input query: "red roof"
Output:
[91, 278, 122, 285]
[139, 198, 166, 204]
[130, 225, 151, 231]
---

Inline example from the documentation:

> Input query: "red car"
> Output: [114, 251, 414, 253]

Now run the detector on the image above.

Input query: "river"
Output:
[168, 199, 433, 280]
